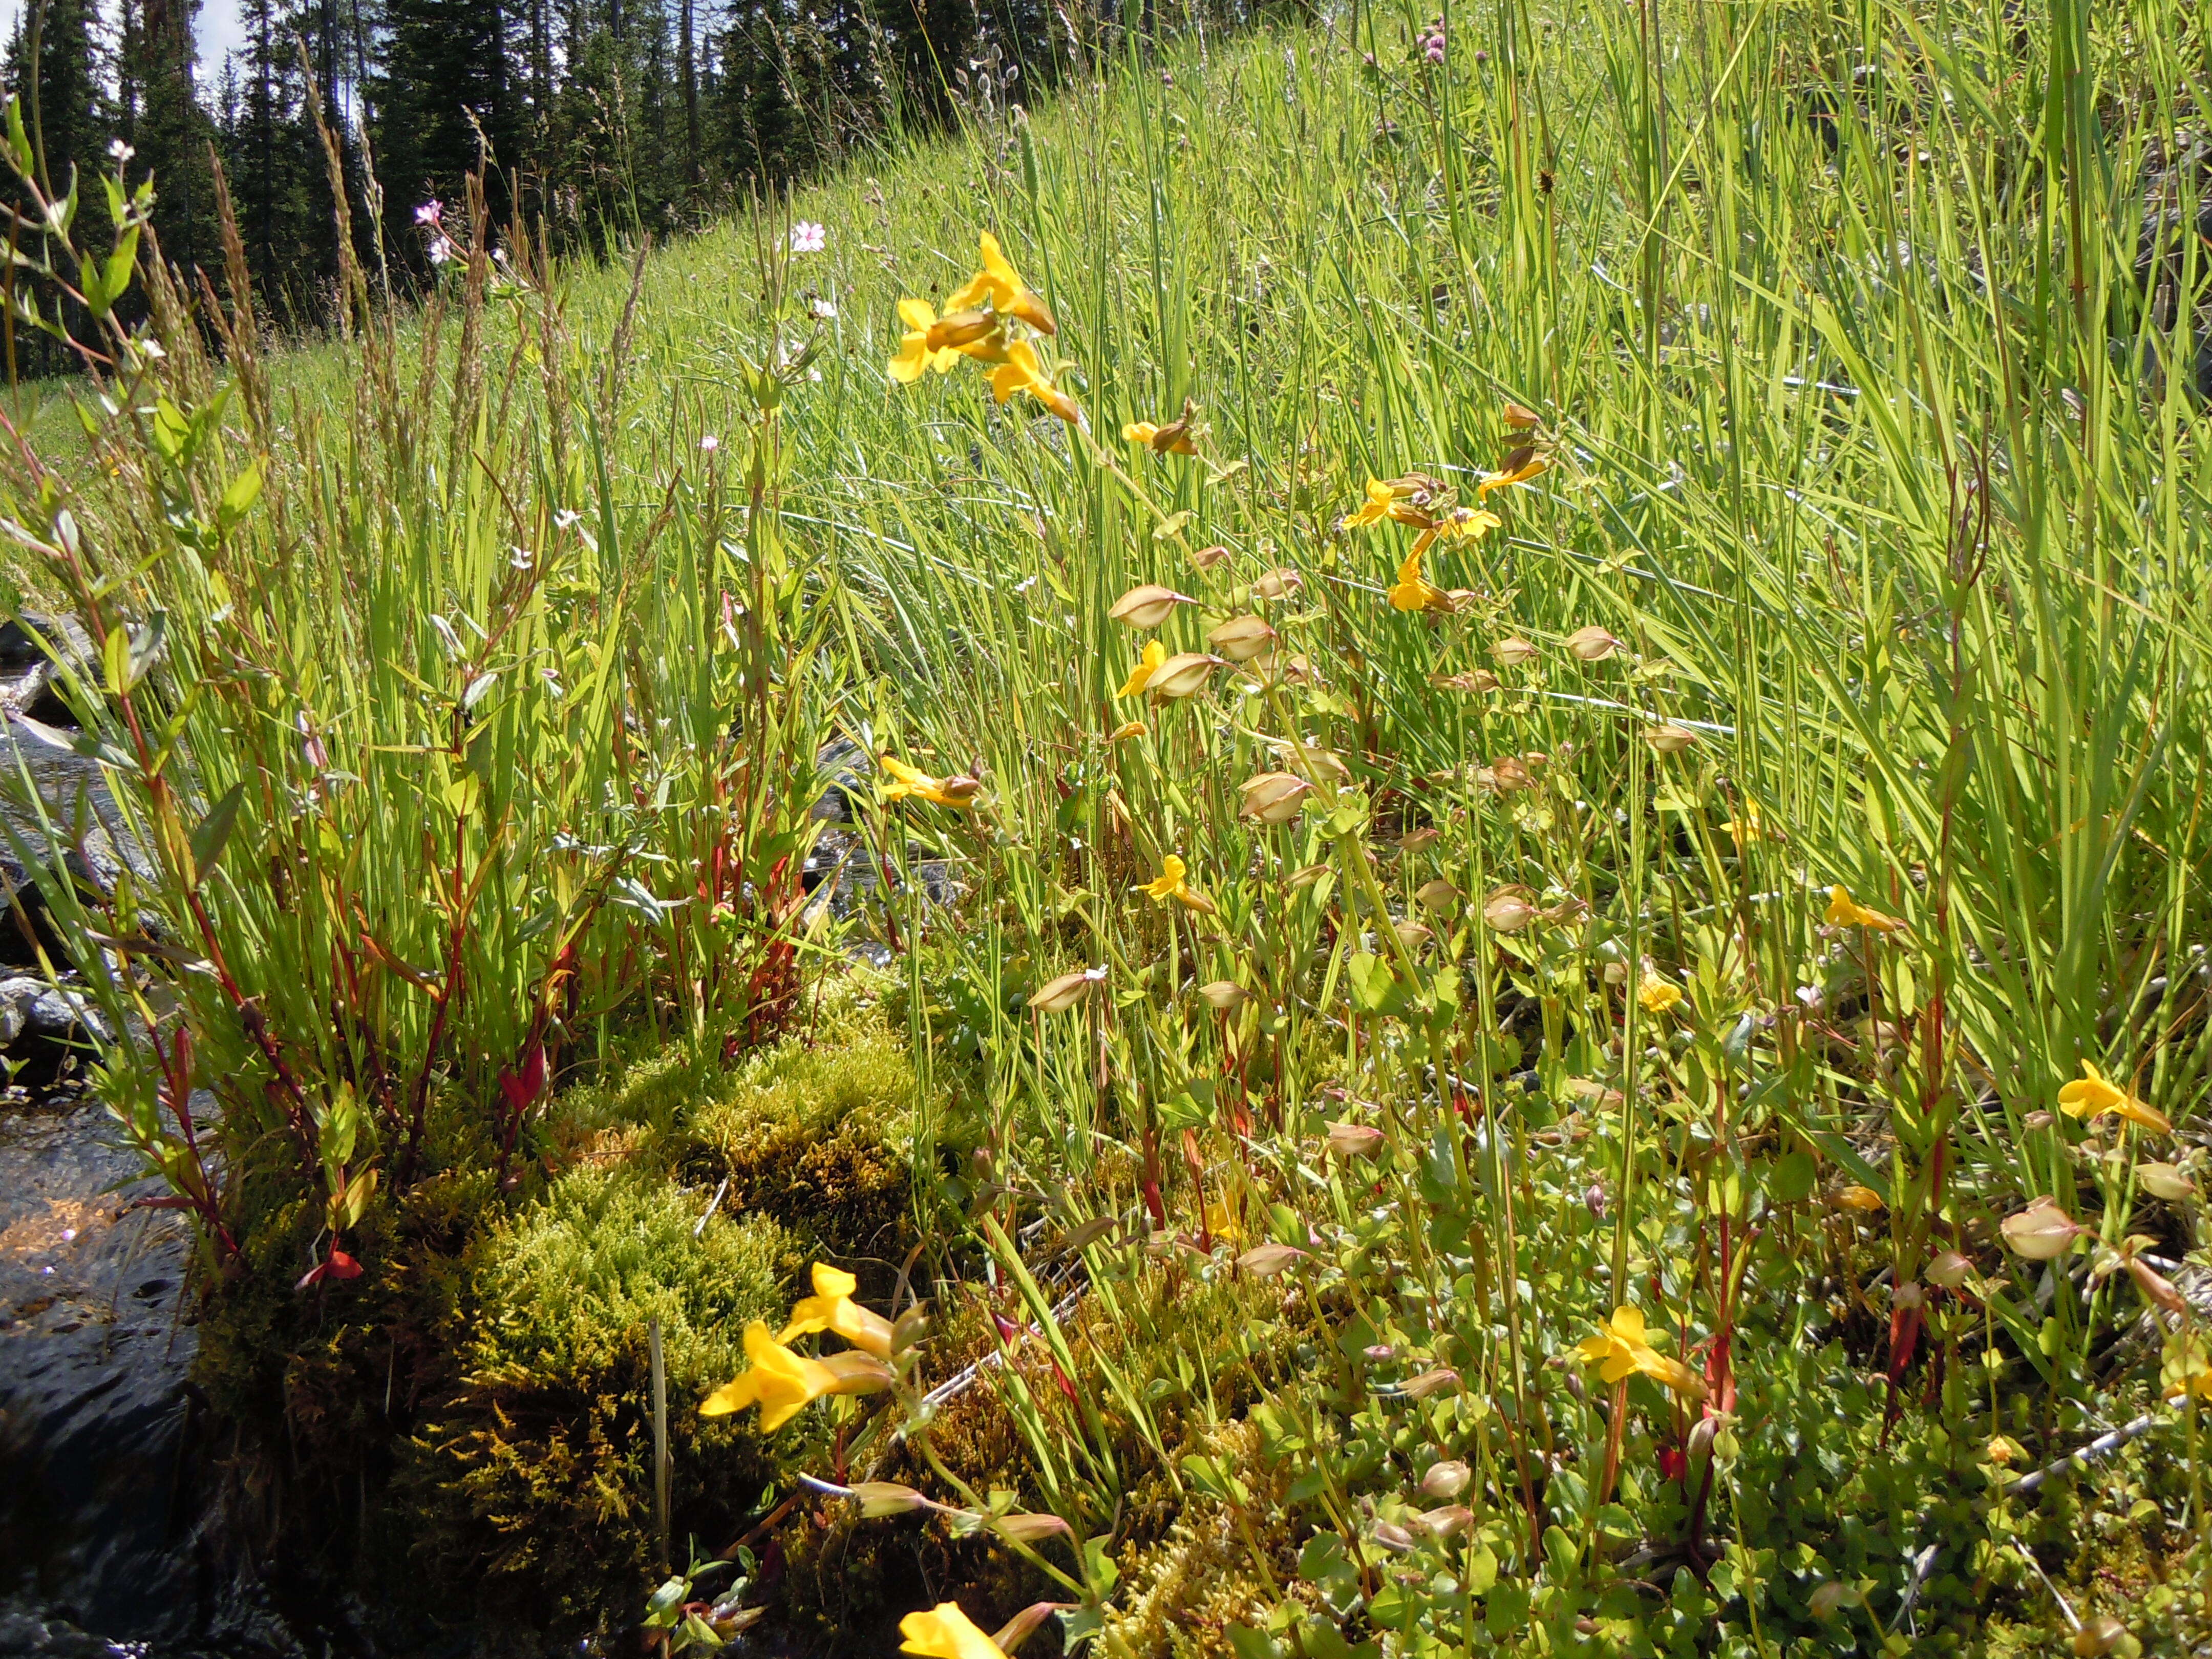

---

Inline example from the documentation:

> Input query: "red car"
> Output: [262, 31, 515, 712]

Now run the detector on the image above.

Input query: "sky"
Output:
[0, 0, 253, 75]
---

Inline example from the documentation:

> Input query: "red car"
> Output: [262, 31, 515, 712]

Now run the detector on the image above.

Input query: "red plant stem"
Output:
[398, 807, 471, 1190]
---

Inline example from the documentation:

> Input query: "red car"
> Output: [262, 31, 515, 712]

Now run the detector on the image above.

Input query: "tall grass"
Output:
[5, 0, 2211, 1647]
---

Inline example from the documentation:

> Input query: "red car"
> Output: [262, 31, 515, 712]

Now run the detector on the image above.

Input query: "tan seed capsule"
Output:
[1208, 613, 1278, 661]
[1239, 772, 1313, 824]
[2139, 1162, 2198, 1202]
[1644, 723, 1697, 754]
[1420, 1459, 1471, 1498]
[1565, 624, 1624, 661]
[1416, 879, 1459, 914]
[1146, 652, 1226, 700]
[1492, 636, 1541, 665]
[1196, 980, 1250, 1010]
[1190, 543, 1232, 570]
[1925, 1250, 1973, 1289]
[1483, 889, 1537, 932]
[2001, 1196, 2083, 1261]
[1109, 583, 1195, 628]
[1433, 668, 1501, 693]
[1502, 400, 1542, 429]
[1326, 1121, 1386, 1158]
[1251, 567, 1304, 601]
[1028, 965, 1105, 1013]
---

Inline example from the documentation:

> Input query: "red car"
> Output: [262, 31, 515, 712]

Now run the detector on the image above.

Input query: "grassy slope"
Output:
[8, 0, 2212, 1648]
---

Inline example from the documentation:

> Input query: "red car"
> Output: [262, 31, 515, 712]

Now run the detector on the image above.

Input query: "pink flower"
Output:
[415, 199, 444, 226]
[790, 220, 826, 254]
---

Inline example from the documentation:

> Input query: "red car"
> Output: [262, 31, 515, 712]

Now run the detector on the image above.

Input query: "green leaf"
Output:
[188, 783, 245, 888]
[218, 462, 263, 527]
[1225, 1626, 1285, 1659]
[125, 610, 165, 690]
[4, 97, 31, 177]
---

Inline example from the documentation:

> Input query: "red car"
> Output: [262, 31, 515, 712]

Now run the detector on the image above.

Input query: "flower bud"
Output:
[850, 1481, 933, 1518]
[1109, 584, 1195, 628]
[1239, 772, 1313, 825]
[992, 1602, 1076, 1654]
[1207, 613, 1278, 662]
[1414, 1504, 1472, 1538]
[2001, 1196, 2083, 1261]
[1419, 1459, 1470, 1498]
[996, 1512, 1074, 1545]
[1028, 965, 1104, 1013]
[1327, 1121, 1386, 1159]
[1147, 652, 1226, 700]
[1394, 919, 1434, 950]
[1415, 879, 1459, 915]
[1397, 1367, 1461, 1400]
[1236, 1242, 1308, 1278]
[1565, 625, 1623, 662]
[1482, 889, 1537, 932]
[1926, 1250, 1973, 1290]
[2139, 1162, 2198, 1202]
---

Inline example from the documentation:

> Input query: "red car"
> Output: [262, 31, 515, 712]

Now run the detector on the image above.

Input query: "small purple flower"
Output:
[427, 234, 456, 266]
[699, 434, 720, 454]
[415, 199, 444, 227]
[789, 220, 825, 254]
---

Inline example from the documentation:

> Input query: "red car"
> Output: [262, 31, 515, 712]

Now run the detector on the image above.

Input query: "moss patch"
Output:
[403, 1164, 810, 1629]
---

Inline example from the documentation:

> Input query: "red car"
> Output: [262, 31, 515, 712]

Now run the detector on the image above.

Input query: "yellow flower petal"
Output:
[900, 1602, 1008, 1659]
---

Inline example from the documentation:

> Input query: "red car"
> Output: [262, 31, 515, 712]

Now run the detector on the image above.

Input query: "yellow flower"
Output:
[779, 1262, 895, 1359]
[2058, 1061, 2171, 1136]
[1345, 477, 1402, 529]
[888, 299, 962, 383]
[880, 754, 981, 809]
[1837, 1184, 1886, 1213]
[1124, 419, 1196, 456]
[700, 1321, 838, 1431]
[1109, 719, 1146, 742]
[946, 231, 1056, 335]
[1415, 505, 1502, 551]
[1117, 640, 1167, 698]
[1387, 549, 1452, 614]
[1574, 1305, 1706, 1398]
[1825, 884, 1902, 932]
[1477, 452, 1551, 496]
[1139, 853, 1217, 915]
[989, 339, 1082, 424]
[900, 1603, 1008, 1659]
[1719, 802, 1775, 846]
[1637, 971, 1683, 1015]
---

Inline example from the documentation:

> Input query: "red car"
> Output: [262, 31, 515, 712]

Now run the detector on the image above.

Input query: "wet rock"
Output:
[0, 1093, 206, 1647]
[0, 618, 93, 733]
[810, 737, 868, 823]
[0, 979, 111, 1047]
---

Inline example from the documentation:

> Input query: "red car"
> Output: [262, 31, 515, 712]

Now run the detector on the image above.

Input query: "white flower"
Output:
[108, 138, 135, 164]
[415, 199, 444, 226]
[807, 294, 838, 320]
[428, 235, 456, 266]
[699, 435, 720, 453]
[789, 220, 826, 253]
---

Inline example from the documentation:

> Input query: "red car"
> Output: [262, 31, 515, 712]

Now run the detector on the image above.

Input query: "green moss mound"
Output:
[403, 1164, 807, 1628]
[678, 1002, 918, 1269]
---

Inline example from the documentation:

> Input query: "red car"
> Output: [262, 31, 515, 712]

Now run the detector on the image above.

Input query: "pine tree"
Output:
[119, 0, 215, 281]
[372, 0, 521, 265]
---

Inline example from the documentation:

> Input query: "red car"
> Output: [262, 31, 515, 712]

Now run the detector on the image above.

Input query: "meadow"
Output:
[2, 0, 2210, 1651]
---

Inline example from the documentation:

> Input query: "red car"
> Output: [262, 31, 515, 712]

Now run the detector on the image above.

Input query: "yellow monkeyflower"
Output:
[880, 754, 982, 809]
[990, 339, 1082, 425]
[1825, 884, 1902, 932]
[1109, 719, 1147, 742]
[1345, 477, 1434, 531]
[923, 308, 1010, 362]
[1719, 802, 1777, 846]
[2058, 1061, 2171, 1136]
[946, 231, 1056, 335]
[1139, 854, 1217, 915]
[1637, 971, 1684, 1015]
[900, 1603, 1008, 1659]
[1477, 452, 1551, 496]
[888, 298, 962, 383]
[1411, 505, 1501, 557]
[700, 1321, 838, 1431]
[1124, 419, 1197, 456]
[1387, 550, 1452, 614]
[1575, 1305, 1706, 1398]
[779, 1262, 895, 1359]
[1117, 640, 1167, 698]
